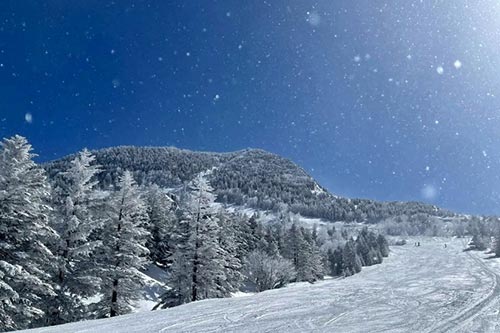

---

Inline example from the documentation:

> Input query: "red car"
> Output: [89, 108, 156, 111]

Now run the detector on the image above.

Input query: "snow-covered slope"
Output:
[22, 238, 500, 333]
[44, 146, 453, 223]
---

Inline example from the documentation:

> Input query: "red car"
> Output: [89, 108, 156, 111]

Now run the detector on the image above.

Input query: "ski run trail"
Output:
[23, 237, 500, 333]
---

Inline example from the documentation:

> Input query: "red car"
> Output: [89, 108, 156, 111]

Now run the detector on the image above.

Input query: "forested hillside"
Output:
[45, 146, 453, 223]
[1, 136, 390, 332]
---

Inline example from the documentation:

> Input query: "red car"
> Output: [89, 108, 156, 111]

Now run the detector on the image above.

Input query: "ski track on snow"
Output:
[21, 237, 500, 333]
[427, 240, 500, 333]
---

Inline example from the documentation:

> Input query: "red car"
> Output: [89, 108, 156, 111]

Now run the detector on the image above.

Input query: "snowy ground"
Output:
[23, 237, 500, 333]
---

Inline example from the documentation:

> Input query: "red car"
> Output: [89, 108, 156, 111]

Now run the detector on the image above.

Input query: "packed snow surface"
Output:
[23, 237, 500, 333]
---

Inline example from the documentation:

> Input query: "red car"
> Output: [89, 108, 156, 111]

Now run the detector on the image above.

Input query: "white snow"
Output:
[21, 237, 500, 333]
[134, 265, 169, 312]
[306, 11, 321, 27]
[421, 184, 438, 200]
[24, 113, 33, 124]
[311, 182, 325, 196]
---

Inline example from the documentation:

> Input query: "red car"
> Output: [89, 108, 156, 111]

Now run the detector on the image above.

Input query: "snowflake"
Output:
[24, 113, 33, 124]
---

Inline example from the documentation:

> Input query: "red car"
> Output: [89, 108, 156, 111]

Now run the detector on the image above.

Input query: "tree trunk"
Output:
[191, 253, 198, 302]
[110, 279, 118, 317]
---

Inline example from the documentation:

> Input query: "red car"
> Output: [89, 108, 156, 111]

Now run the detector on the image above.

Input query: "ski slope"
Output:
[23, 238, 500, 333]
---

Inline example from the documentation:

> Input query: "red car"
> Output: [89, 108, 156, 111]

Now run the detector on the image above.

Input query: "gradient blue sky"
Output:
[1, 1, 500, 215]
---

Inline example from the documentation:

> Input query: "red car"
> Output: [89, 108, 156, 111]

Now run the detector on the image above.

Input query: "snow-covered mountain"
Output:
[45, 146, 452, 223]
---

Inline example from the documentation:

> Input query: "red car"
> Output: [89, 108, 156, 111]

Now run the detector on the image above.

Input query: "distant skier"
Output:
[417, 242, 420, 247]
[444, 243, 447, 248]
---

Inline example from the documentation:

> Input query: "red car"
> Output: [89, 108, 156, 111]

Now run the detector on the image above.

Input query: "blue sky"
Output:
[1, 1, 500, 215]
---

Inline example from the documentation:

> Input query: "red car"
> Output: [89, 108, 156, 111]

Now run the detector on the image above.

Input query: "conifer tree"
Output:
[0, 135, 56, 330]
[342, 239, 362, 276]
[377, 234, 390, 257]
[95, 171, 150, 318]
[156, 210, 193, 308]
[327, 246, 344, 276]
[144, 184, 176, 267]
[158, 172, 240, 307]
[216, 211, 243, 296]
[48, 149, 103, 325]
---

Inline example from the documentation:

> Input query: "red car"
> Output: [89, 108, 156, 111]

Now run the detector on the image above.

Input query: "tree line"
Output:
[0, 135, 389, 331]
[45, 146, 453, 225]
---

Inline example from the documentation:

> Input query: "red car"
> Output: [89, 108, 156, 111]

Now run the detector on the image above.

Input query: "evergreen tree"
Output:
[263, 225, 280, 257]
[377, 234, 389, 257]
[342, 239, 362, 276]
[366, 231, 384, 264]
[327, 246, 344, 276]
[156, 210, 193, 308]
[0, 135, 56, 330]
[184, 172, 223, 302]
[300, 227, 324, 282]
[95, 171, 150, 317]
[144, 184, 176, 267]
[283, 224, 323, 282]
[248, 213, 265, 252]
[355, 229, 373, 266]
[216, 211, 243, 297]
[283, 223, 302, 269]
[48, 149, 103, 325]
[495, 229, 500, 257]
[158, 172, 239, 307]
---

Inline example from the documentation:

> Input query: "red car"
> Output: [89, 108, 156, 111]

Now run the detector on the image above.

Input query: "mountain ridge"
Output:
[44, 146, 453, 223]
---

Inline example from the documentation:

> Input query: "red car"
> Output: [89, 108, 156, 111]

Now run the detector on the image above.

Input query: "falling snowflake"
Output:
[421, 184, 438, 200]
[454, 60, 462, 69]
[306, 11, 321, 27]
[354, 55, 361, 62]
[436, 66, 444, 75]
[24, 113, 33, 124]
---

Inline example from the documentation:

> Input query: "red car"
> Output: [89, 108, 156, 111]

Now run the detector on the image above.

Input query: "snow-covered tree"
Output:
[355, 231, 371, 266]
[155, 211, 193, 308]
[469, 234, 487, 251]
[342, 239, 362, 276]
[377, 234, 389, 257]
[95, 171, 150, 318]
[302, 228, 324, 281]
[144, 184, 176, 267]
[215, 211, 243, 296]
[494, 231, 500, 257]
[0, 135, 56, 330]
[181, 172, 223, 301]
[47, 149, 103, 325]
[283, 224, 323, 282]
[242, 250, 295, 292]
[157, 172, 240, 308]
[327, 246, 344, 276]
